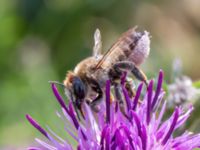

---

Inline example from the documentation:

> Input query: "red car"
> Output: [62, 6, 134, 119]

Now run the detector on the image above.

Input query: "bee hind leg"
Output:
[131, 65, 148, 86]
[112, 61, 148, 86]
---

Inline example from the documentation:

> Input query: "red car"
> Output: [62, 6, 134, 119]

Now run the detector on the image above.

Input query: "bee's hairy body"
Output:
[63, 27, 150, 117]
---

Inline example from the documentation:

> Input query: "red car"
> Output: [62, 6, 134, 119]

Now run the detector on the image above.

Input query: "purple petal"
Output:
[105, 127, 111, 150]
[106, 80, 111, 123]
[60, 108, 78, 132]
[114, 128, 124, 149]
[173, 133, 200, 149]
[130, 110, 141, 137]
[132, 83, 143, 110]
[77, 128, 88, 148]
[162, 107, 179, 145]
[64, 126, 78, 142]
[175, 105, 193, 129]
[83, 103, 100, 142]
[68, 103, 88, 140]
[154, 101, 166, 131]
[35, 138, 56, 150]
[68, 102, 79, 129]
[26, 114, 49, 139]
[100, 125, 109, 150]
[141, 125, 147, 150]
[151, 70, 163, 109]
[122, 86, 131, 113]
[47, 126, 66, 144]
[147, 80, 153, 125]
[47, 131, 68, 149]
[77, 145, 81, 150]
[121, 125, 135, 150]
[51, 83, 69, 114]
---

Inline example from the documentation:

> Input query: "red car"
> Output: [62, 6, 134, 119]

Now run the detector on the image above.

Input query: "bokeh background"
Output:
[1, 0, 200, 149]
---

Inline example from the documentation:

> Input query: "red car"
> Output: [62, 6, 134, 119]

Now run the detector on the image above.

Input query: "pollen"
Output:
[131, 31, 150, 65]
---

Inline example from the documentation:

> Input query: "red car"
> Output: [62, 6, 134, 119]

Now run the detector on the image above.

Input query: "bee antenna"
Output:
[48, 81, 65, 87]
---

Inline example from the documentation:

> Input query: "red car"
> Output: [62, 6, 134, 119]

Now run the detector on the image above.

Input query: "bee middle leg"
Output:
[124, 79, 136, 98]
[113, 82, 126, 113]
[109, 61, 146, 112]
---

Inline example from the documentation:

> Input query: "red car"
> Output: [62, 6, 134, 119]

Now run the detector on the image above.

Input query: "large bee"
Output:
[63, 27, 150, 117]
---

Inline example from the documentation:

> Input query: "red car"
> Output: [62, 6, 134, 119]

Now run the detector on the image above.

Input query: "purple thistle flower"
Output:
[27, 70, 200, 150]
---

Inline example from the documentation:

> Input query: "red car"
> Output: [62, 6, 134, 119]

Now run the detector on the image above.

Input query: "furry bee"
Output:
[63, 27, 150, 117]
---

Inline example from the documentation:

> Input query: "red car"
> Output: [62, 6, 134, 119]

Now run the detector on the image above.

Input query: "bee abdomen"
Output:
[121, 36, 138, 57]
[101, 29, 150, 69]
[122, 31, 150, 66]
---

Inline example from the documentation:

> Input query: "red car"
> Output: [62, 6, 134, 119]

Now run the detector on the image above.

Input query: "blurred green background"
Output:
[1, 0, 200, 149]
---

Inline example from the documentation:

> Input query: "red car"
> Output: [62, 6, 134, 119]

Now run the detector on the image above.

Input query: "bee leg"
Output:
[112, 61, 148, 86]
[113, 82, 126, 114]
[124, 80, 136, 98]
[131, 66, 148, 87]
[71, 97, 82, 120]
[89, 79, 103, 112]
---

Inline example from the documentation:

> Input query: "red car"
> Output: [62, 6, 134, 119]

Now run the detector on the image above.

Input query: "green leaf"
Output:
[193, 81, 200, 89]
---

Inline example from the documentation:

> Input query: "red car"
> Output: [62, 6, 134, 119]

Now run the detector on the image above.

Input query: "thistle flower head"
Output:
[167, 76, 200, 107]
[27, 70, 200, 150]
[168, 58, 200, 107]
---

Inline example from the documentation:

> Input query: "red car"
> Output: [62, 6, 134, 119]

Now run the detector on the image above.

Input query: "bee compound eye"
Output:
[72, 77, 86, 99]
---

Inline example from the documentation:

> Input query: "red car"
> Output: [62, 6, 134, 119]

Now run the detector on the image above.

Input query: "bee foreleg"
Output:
[89, 79, 103, 112]
[112, 61, 148, 86]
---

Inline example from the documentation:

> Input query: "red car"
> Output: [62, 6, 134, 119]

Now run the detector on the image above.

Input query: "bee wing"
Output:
[93, 28, 102, 59]
[95, 26, 137, 69]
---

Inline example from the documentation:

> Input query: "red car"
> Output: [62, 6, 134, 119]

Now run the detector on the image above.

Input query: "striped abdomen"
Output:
[101, 28, 150, 70]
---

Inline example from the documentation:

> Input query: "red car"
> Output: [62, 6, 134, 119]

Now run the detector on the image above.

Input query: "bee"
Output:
[63, 27, 150, 118]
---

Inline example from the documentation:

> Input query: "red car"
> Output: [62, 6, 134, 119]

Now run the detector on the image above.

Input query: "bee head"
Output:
[64, 72, 86, 105]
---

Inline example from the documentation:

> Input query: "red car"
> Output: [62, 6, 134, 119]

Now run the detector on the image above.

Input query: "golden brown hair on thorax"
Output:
[64, 71, 75, 88]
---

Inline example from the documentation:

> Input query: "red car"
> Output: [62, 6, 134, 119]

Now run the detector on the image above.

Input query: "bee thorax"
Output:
[93, 69, 109, 88]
